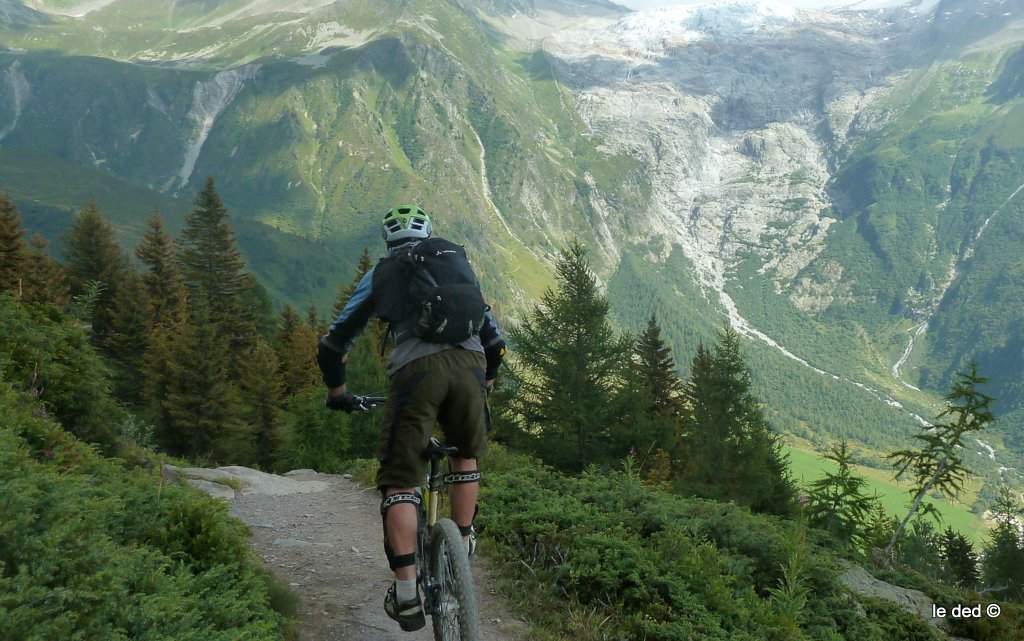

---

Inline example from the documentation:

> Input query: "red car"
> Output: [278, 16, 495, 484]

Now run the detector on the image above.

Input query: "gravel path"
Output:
[175, 466, 531, 641]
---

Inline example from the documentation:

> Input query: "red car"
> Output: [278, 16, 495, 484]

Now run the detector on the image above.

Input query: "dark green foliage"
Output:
[0, 191, 29, 293]
[633, 312, 687, 420]
[143, 324, 179, 455]
[679, 328, 797, 516]
[238, 338, 284, 471]
[886, 363, 995, 554]
[504, 240, 632, 471]
[804, 441, 879, 552]
[134, 212, 186, 329]
[104, 269, 152, 404]
[22, 233, 69, 307]
[61, 201, 128, 340]
[179, 177, 254, 344]
[0, 382, 289, 641]
[274, 303, 319, 397]
[988, 45, 1024, 103]
[982, 487, 1024, 602]
[161, 298, 253, 464]
[893, 517, 943, 580]
[333, 246, 373, 319]
[939, 526, 979, 589]
[276, 388, 350, 474]
[0, 294, 124, 451]
[479, 446, 956, 641]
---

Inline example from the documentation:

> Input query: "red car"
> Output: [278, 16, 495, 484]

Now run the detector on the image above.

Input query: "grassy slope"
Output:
[784, 443, 988, 545]
[0, 146, 359, 308]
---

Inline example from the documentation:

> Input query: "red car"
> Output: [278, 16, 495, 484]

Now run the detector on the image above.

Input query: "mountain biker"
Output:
[316, 204, 505, 632]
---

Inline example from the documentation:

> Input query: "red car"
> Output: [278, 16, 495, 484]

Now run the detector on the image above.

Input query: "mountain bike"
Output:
[356, 396, 480, 641]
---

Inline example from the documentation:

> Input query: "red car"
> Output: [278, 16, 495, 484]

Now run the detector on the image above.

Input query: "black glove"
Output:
[325, 392, 365, 413]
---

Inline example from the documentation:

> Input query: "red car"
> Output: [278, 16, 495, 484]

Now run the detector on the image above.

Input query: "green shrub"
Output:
[0, 294, 125, 451]
[477, 448, 992, 641]
[0, 382, 289, 641]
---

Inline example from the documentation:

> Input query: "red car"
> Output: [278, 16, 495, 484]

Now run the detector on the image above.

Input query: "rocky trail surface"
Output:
[163, 465, 531, 641]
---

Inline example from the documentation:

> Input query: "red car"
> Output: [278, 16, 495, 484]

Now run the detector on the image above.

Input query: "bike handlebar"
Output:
[354, 395, 387, 410]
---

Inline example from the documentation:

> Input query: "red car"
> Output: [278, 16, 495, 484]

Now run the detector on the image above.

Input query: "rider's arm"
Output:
[318, 268, 376, 390]
[480, 306, 505, 382]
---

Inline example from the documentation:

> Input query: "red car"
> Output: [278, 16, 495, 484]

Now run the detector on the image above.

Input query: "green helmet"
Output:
[381, 204, 432, 243]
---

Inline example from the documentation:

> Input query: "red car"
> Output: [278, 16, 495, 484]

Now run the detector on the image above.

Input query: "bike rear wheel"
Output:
[429, 518, 479, 641]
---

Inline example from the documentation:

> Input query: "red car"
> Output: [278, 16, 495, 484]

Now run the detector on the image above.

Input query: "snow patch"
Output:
[614, 1, 798, 51]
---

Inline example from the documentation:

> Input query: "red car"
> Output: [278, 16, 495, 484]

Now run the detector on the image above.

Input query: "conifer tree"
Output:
[506, 240, 630, 471]
[105, 269, 152, 403]
[274, 303, 319, 397]
[804, 440, 877, 551]
[0, 192, 29, 294]
[680, 327, 796, 515]
[940, 526, 978, 590]
[306, 300, 323, 334]
[333, 247, 374, 319]
[23, 234, 68, 307]
[886, 363, 994, 557]
[179, 177, 251, 337]
[144, 323, 179, 455]
[633, 313, 686, 419]
[982, 487, 1024, 601]
[61, 201, 127, 338]
[332, 246, 387, 363]
[239, 337, 283, 470]
[162, 297, 252, 463]
[135, 212, 186, 328]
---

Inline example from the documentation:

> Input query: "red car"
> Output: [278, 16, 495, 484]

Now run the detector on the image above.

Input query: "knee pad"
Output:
[380, 492, 421, 570]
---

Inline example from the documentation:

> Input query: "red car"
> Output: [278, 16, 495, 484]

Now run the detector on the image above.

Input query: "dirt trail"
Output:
[169, 465, 530, 641]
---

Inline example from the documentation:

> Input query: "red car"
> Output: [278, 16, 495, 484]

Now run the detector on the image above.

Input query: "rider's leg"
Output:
[448, 456, 479, 547]
[383, 487, 419, 582]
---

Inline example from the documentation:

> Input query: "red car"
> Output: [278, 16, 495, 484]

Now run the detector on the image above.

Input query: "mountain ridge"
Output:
[1, 0, 1022, 497]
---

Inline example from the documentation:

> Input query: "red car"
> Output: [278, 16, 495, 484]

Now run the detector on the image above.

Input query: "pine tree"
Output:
[982, 487, 1024, 602]
[144, 323, 180, 455]
[274, 303, 319, 397]
[162, 297, 252, 463]
[135, 212, 186, 328]
[239, 337, 283, 471]
[940, 526, 978, 590]
[804, 440, 877, 551]
[505, 240, 630, 471]
[178, 177, 251, 337]
[61, 201, 127, 338]
[333, 247, 374, 319]
[23, 234, 68, 307]
[105, 269, 152, 404]
[0, 192, 29, 294]
[633, 313, 686, 419]
[680, 327, 796, 515]
[886, 363, 995, 557]
[306, 300, 323, 334]
[331, 246, 387, 363]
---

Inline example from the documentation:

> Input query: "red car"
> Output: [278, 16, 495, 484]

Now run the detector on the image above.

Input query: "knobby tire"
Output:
[429, 518, 479, 641]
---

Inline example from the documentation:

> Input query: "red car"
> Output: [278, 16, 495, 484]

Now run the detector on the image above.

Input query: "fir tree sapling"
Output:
[886, 363, 995, 557]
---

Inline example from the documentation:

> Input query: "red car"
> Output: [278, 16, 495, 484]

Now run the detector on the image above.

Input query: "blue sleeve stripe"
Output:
[331, 268, 374, 330]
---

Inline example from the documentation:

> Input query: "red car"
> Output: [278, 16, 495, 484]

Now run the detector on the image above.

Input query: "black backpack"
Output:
[396, 238, 486, 344]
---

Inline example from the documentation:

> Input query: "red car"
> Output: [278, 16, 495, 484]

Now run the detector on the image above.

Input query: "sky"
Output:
[615, 0, 904, 10]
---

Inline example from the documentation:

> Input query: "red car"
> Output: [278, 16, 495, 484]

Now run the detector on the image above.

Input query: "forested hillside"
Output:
[3, 182, 1024, 639]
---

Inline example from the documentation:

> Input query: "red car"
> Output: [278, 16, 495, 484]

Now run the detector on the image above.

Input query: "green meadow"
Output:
[784, 444, 991, 545]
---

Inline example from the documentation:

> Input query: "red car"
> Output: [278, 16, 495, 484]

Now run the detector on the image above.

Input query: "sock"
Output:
[396, 578, 417, 603]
